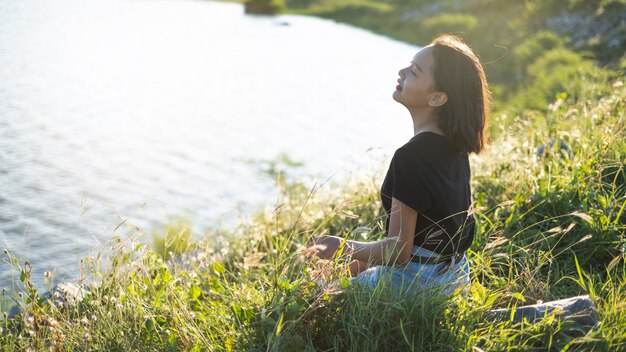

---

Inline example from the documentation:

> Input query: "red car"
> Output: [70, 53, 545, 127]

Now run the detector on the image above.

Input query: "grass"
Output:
[1, 81, 624, 350]
[2, 1, 626, 350]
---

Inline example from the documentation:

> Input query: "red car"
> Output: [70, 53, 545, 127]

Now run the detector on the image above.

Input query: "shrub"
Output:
[420, 13, 479, 39]
[513, 31, 566, 75]
[306, 0, 393, 18]
[244, 0, 286, 15]
[514, 47, 607, 109]
[151, 220, 193, 260]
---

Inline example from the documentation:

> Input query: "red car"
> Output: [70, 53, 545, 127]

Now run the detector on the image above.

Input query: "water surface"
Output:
[0, 0, 418, 288]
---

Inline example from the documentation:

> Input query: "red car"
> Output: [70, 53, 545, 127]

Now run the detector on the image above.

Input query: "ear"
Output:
[428, 92, 448, 107]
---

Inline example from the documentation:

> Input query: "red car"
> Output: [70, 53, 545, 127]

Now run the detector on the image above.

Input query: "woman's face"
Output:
[393, 46, 437, 109]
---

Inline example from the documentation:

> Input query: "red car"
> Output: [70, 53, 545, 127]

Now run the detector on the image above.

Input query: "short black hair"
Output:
[431, 34, 490, 154]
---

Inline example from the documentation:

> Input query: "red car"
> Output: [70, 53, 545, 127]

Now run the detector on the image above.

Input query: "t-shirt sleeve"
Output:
[389, 146, 433, 213]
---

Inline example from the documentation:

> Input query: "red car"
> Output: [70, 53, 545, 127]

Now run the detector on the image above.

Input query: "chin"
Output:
[392, 93, 404, 106]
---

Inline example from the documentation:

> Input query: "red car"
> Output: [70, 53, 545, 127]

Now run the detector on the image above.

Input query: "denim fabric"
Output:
[352, 247, 470, 295]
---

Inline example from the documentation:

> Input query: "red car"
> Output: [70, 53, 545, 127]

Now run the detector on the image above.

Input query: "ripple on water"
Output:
[0, 0, 416, 287]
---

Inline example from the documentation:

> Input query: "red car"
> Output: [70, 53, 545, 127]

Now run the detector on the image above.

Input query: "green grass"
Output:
[1, 81, 624, 350]
[2, 1, 626, 350]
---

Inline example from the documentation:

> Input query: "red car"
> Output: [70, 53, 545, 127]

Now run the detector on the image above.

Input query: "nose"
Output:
[398, 66, 408, 78]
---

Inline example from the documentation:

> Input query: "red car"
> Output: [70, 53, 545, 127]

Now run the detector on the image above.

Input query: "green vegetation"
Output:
[1, 81, 624, 349]
[244, 0, 286, 15]
[281, 0, 624, 112]
[2, 1, 625, 350]
[152, 219, 194, 260]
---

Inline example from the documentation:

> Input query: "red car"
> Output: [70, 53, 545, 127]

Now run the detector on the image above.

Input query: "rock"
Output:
[486, 295, 599, 333]
[545, 10, 626, 52]
[536, 138, 571, 158]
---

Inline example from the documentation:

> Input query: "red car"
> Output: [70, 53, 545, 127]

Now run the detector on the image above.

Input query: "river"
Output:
[0, 0, 418, 288]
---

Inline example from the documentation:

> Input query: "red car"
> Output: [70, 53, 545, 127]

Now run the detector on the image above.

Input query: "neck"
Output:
[408, 108, 443, 136]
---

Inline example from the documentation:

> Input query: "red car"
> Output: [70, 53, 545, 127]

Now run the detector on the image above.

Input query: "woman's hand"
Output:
[348, 259, 368, 277]
[308, 235, 344, 260]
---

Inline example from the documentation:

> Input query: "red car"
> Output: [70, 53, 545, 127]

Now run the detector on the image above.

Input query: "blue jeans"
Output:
[352, 247, 470, 295]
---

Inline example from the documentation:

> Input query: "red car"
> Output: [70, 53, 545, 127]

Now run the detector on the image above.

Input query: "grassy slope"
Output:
[285, 0, 625, 111]
[2, 1, 626, 350]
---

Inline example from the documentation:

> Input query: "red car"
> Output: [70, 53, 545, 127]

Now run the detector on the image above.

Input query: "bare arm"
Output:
[310, 197, 417, 267]
[348, 197, 417, 265]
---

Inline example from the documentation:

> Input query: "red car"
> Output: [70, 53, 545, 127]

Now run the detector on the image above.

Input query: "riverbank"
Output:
[245, 0, 624, 114]
[2, 1, 625, 350]
[2, 80, 625, 349]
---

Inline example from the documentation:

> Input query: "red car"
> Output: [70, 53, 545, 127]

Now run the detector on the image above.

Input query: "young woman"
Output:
[309, 34, 489, 294]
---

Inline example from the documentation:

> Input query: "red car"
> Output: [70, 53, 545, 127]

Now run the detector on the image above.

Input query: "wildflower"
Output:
[46, 317, 60, 330]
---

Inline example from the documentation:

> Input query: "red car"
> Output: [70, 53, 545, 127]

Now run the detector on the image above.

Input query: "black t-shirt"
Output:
[380, 132, 475, 257]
